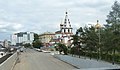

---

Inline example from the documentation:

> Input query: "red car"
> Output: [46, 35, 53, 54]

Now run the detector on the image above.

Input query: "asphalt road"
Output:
[13, 48, 76, 70]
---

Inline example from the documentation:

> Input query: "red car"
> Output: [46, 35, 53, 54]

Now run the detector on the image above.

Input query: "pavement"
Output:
[53, 54, 120, 70]
[12, 49, 120, 70]
[13, 49, 76, 70]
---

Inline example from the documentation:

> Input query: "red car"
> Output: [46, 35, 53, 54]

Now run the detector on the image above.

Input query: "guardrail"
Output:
[0, 53, 12, 64]
[0, 52, 17, 70]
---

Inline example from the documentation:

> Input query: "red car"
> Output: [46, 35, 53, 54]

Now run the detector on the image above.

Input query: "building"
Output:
[11, 32, 34, 46]
[55, 11, 73, 46]
[3, 40, 10, 48]
[0, 41, 3, 46]
[39, 32, 55, 47]
[0, 40, 11, 48]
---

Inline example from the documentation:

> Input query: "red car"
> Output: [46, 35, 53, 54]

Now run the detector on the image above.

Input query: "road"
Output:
[13, 48, 76, 70]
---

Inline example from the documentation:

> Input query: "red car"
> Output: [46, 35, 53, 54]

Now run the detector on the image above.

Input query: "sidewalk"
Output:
[53, 54, 120, 69]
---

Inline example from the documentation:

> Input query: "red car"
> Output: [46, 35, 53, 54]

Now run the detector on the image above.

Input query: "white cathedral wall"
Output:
[64, 37, 69, 44]
[66, 29, 68, 33]
[62, 29, 64, 33]
[55, 34, 62, 38]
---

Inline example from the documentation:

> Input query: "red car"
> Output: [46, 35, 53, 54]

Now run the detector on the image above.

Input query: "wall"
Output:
[0, 52, 17, 70]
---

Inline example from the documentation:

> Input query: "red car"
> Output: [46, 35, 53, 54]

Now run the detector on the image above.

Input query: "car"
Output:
[0, 52, 5, 58]
[36, 48, 42, 52]
[20, 48, 24, 52]
[42, 50, 51, 53]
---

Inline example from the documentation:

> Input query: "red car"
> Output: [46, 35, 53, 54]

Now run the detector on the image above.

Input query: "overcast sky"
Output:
[0, 0, 118, 40]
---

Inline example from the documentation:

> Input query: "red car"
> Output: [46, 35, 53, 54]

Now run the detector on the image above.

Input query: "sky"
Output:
[0, 0, 118, 40]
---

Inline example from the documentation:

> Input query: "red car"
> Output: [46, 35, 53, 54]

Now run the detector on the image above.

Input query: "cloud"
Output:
[0, 20, 24, 33]
[12, 23, 23, 30]
[0, 0, 117, 40]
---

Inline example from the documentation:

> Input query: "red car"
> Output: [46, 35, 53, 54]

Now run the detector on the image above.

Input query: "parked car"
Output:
[20, 48, 24, 52]
[42, 50, 51, 53]
[35, 48, 42, 52]
[0, 51, 6, 58]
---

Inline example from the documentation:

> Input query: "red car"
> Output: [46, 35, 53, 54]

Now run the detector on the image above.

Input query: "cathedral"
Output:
[55, 11, 73, 46]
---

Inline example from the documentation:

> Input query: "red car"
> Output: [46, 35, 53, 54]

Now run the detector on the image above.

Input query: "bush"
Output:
[57, 43, 68, 55]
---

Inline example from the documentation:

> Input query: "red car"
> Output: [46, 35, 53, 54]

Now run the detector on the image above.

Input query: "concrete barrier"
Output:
[0, 52, 17, 70]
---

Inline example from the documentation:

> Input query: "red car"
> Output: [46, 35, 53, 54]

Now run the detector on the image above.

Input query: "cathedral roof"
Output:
[63, 11, 72, 28]
[55, 31, 62, 34]
[39, 32, 55, 36]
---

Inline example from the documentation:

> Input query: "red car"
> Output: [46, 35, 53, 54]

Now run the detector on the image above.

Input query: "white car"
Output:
[20, 48, 24, 52]
[42, 50, 51, 53]
[36, 48, 42, 52]
[0, 52, 5, 58]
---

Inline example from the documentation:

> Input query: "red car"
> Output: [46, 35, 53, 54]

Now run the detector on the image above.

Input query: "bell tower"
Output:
[55, 10, 73, 46]
[61, 11, 73, 35]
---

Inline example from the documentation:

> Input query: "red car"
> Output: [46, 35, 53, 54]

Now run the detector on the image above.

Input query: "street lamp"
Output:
[95, 20, 101, 44]
[95, 20, 101, 60]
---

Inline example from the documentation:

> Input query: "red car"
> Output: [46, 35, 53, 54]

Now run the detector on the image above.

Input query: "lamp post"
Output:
[95, 20, 101, 60]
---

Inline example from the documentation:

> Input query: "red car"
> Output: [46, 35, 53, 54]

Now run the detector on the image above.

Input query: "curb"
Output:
[53, 54, 120, 70]
[53, 54, 80, 69]
[11, 53, 18, 70]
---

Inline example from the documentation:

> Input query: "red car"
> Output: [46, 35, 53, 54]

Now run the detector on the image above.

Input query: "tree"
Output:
[79, 27, 88, 59]
[72, 34, 79, 47]
[23, 43, 31, 48]
[57, 43, 68, 55]
[106, 1, 120, 64]
[72, 26, 99, 59]
[76, 27, 84, 58]
[84, 26, 99, 59]
[32, 33, 43, 48]
[106, 1, 120, 25]
[70, 27, 83, 57]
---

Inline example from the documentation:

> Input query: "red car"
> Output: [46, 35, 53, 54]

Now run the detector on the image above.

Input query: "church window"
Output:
[68, 29, 70, 33]
[64, 29, 66, 33]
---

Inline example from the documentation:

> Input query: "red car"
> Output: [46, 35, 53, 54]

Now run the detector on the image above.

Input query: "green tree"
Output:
[79, 27, 88, 59]
[84, 26, 98, 59]
[76, 27, 84, 58]
[57, 43, 68, 55]
[72, 34, 79, 47]
[32, 33, 43, 48]
[106, 1, 120, 64]
[71, 29, 81, 57]
[23, 43, 31, 48]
